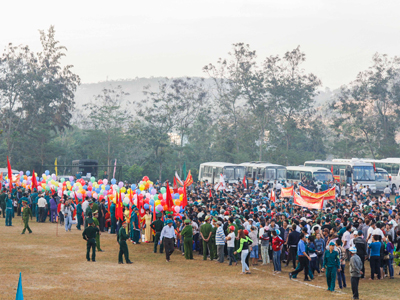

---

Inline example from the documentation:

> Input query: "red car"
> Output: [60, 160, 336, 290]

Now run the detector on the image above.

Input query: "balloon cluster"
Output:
[2, 172, 186, 218]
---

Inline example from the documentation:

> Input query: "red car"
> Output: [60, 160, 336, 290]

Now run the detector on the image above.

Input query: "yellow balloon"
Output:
[155, 200, 161, 206]
[101, 185, 105, 190]
[179, 194, 183, 200]
[139, 185, 145, 191]
[121, 187, 126, 193]
[43, 175, 47, 180]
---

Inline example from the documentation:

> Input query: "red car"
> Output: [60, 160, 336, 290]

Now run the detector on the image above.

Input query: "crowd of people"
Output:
[1, 175, 400, 300]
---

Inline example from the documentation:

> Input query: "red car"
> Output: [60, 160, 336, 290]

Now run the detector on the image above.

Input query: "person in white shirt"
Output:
[37, 194, 47, 222]
[226, 225, 237, 265]
[160, 219, 176, 262]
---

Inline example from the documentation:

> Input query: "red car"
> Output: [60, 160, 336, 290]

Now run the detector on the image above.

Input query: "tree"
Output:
[263, 46, 322, 165]
[83, 86, 130, 177]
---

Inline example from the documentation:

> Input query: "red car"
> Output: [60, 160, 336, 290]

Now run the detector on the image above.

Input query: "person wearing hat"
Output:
[321, 241, 340, 292]
[92, 211, 103, 252]
[225, 225, 237, 266]
[84, 200, 94, 229]
[21, 199, 32, 234]
[130, 207, 140, 244]
[117, 221, 133, 264]
[160, 219, 176, 262]
[349, 246, 362, 300]
[180, 218, 193, 260]
[76, 199, 83, 230]
[150, 213, 164, 253]
[82, 217, 99, 262]
[200, 216, 213, 261]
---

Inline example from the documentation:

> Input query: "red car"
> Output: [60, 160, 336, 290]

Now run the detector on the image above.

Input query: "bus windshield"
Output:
[313, 172, 333, 182]
[353, 166, 375, 181]
[224, 167, 235, 180]
[234, 167, 245, 180]
[375, 172, 389, 181]
[265, 168, 276, 181]
[277, 168, 286, 180]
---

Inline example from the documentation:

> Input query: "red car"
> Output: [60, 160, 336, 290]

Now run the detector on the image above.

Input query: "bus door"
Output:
[340, 169, 346, 184]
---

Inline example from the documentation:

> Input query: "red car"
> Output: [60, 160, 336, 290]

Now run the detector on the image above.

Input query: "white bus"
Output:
[286, 166, 333, 186]
[0, 168, 20, 177]
[304, 160, 377, 193]
[198, 162, 245, 184]
[240, 162, 286, 186]
[332, 158, 395, 192]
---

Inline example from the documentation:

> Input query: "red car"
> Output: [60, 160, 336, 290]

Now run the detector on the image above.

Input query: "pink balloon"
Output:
[174, 206, 180, 213]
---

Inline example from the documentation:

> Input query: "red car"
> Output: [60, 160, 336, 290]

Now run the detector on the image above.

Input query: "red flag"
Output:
[7, 156, 12, 185]
[107, 195, 111, 213]
[209, 188, 212, 198]
[184, 170, 193, 187]
[242, 175, 247, 188]
[166, 181, 173, 211]
[32, 170, 38, 190]
[271, 190, 276, 203]
[182, 184, 188, 208]
[0, 172, 3, 183]
[74, 192, 79, 205]
[373, 162, 376, 172]
[153, 201, 156, 221]
[331, 165, 334, 174]
[173, 177, 178, 193]
[118, 190, 124, 221]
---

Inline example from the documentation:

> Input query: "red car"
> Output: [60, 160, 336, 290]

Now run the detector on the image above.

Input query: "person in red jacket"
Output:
[272, 229, 284, 274]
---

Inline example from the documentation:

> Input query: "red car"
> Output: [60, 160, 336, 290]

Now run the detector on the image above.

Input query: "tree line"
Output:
[1, 27, 400, 182]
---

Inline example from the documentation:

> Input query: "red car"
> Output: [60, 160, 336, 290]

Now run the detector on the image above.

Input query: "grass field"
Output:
[0, 219, 399, 300]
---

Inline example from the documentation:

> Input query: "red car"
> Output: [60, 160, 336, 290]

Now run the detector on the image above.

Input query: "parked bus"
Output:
[286, 166, 333, 186]
[332, 158, 392, 193]
[198, 162, 245, 184]
[0, 168, 20, 177]
[240, 162, 286, 186]
[304, 160, 377, 193]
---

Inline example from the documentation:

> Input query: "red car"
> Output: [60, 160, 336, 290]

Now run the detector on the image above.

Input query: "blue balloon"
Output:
[144, 203, 149, 209]
[149, 199, 155, 206]
[111, 178, 116, 185]
[150, 206, 154, 212]
[83, 185, 87, 190]
[20, 178, 23, 182]
[26, 171, 31, 176]
[131, 184, 136, 190]
[71, 181, 75, 185]
[174, 193, 179, 199]
[39, 177, 43, 182]
[136, 188, 141, 195]
[105, 185, 110, 191]
[180, 207, 185, 213]
[45, 170, 50, 176]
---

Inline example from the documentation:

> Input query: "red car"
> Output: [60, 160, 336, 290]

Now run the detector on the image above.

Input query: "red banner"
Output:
[299, 186, 336, 201]
[293, 192, 324, 210]
[280, 186, 294, 198]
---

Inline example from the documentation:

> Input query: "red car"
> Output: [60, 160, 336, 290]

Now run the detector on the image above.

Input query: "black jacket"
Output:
[353, 237, 367, 258]
[287, 230, 300, 246]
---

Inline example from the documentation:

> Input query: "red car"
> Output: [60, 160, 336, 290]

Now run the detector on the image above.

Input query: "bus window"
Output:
[353, 166, 375, 181]
[277, 168, 286, 180]
[303, 171, 312, 180]
[224, 167, 234, 180]
[286, 170, 294, 180]
[265, 168, 276, 181]
[314, 172, 333, 182]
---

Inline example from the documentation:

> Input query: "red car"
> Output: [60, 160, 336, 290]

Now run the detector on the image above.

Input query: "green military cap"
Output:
[184, 219, 190, 224]
[212, 217, 217, 222]
[93, 210, 98, 214]
[133, 207, 138, 211]
[156, 213, 162, 218]
[205, 215, 211, 221]
[22, 199, 28, 204]
[87, 218, 94, 224]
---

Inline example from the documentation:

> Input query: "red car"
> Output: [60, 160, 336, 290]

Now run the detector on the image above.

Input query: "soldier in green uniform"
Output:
[82, 218, 99, 262]
[151, 213, 164, 253]
[130, 207, 140, 244]
[210, 218, 218, 260]
[180, 218, 193, 259]
[322, 241, 340, 292]
[21, 199, 32, 234]
[84, 201, 93, 228]
[117, 221, 133, 264]
[0, 189, 6, 218]
[200, 215, 213, 260]
[92, 211, 103, 252]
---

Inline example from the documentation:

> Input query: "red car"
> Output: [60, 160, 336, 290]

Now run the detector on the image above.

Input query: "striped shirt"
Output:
[215, 226, 226, 245]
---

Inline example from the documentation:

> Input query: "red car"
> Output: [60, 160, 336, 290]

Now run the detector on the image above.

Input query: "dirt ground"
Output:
[0, 219, 399, 300]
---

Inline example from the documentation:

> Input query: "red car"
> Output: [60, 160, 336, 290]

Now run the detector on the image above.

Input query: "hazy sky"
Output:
[1, 0, 399, 89]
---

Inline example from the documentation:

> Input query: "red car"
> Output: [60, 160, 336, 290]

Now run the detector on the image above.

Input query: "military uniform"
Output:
[93, 216, 102, 251]
[323, 249, 340, 291]
[130, 210, 140, 243]
[200, 221, 213, 260]
[21, 201, 33, 234]
[82, 220, 99, 262]
[151, 215, 164, 253]
[110, 203, 116, 234]
[5, 196, 13, 226]
[210, 222, 218, 260]
[180, 221, 193, 259]
[84, 205, 93, 228]
[117, 226, 132, 263]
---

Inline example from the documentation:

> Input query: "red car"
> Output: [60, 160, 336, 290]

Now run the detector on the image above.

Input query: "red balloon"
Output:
[178, 187, 184, 194]
[87, 186, 92, 191]
[138, 194, 144, 200]
[143, 176, 149, 182]
[98, 180, 103, 184]
[158, 194, 163, 200]
[99, 195, 104, 201]
[160, 199, 166, 206]
[144, 198, 149, 204]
